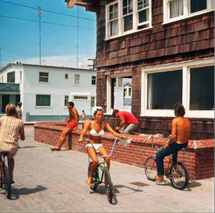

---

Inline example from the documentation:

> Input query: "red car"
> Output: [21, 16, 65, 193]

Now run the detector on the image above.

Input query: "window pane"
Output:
[74, 74, 80, 84]
[92, 76, 96, 85]
[39, 72, 49, 82]
[7, 72, 15, 83]
[64, 95, 69, 106]
[124, 15, 133, 31]
[91, 96, 95, 107]
[170, 0, 184, 18]
[74, 96, 88, 100]
[147, 70, 182, 109]
[110, 20, 118, 36]
[138, 0, 149, 10]
[190, 66, 214, 110]
[138, 9, 149, 23]
[123, 0, 133, 15]
[36, 95, 51, 106]
[191, 0, 207, 13]
[109, 4, 118, 19]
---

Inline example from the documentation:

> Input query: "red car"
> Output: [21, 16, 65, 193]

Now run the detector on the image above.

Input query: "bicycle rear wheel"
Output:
[144, 156, 157, 181]
[104, 167, 117, 205]
[170, 162, 189, 190]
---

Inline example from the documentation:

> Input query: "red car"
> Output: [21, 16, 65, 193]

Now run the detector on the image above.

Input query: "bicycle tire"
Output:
[4, 157, 12, 199]
[170, 162, 189, 190]
[104, 167, 117, 205]
[144, 156, 157, 181]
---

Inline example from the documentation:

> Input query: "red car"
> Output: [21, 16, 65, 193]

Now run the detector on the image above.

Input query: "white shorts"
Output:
[85, 143, 103, 153]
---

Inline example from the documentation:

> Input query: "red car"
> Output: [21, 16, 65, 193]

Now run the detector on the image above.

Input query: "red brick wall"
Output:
[34, 124, 214, 180]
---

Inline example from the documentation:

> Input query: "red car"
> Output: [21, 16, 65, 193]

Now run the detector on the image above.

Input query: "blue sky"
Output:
[0, 0, 96, 68]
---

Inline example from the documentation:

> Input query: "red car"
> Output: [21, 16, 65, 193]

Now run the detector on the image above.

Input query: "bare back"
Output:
[172, 117, 191, 144]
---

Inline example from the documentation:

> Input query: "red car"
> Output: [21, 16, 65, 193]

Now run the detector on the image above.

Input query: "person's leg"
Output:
[8, 147, 17, 183]
[52, 127, 71, 150]
[122, 124, 137, 134]
[87, 146, 98, 187]
[155, 145, 174, 182]
[98, 146, 111, 169]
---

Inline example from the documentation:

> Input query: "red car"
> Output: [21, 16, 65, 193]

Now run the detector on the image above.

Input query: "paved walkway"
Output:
[0, 126, 214, 213]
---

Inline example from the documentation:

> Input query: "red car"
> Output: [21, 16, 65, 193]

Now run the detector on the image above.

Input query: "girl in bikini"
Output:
[79, 108, 126, 190]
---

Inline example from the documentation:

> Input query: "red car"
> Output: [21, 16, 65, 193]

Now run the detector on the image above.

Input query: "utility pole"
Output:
[38, 6, 42, 65]
[76, 7, 79, 68]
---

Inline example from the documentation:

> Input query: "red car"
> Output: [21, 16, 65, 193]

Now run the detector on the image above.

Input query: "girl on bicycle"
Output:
[79, 108, 126, 191]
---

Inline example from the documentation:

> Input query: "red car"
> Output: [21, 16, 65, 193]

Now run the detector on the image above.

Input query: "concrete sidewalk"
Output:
[0, 126, 214, 213]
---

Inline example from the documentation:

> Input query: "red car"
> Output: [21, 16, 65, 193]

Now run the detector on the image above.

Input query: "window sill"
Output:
[105, 26, 153, 41]
[35, 106, 52, 109]
[163, 9, 214, 25]
[140, 110, 214, 118]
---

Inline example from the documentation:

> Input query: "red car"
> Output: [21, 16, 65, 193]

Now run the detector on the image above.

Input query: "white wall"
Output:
[22, 65, 96, 121]
[0, 64, 23, 84]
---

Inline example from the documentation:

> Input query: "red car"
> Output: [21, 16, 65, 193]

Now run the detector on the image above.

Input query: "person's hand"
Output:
[78, 136, 84, 142]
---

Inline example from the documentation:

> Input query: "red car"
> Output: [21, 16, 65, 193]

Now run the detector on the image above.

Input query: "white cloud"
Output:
[12, 55, 95, 69]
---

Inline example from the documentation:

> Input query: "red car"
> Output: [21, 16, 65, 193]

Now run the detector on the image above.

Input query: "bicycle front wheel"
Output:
[144, 156, 157, 181]
[104, 167, 117, 205]
[170, 162, 189, 190]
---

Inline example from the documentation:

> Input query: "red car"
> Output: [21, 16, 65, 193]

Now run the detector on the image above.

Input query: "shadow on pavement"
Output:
[11, 185, 47, 200]
[185, 181, 202, 191]
[115, 184, 143, 193]
[18, 145, 38, 149]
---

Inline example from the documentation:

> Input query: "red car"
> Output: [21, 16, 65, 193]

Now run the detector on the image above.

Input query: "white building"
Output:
[0, 63, 96, 121]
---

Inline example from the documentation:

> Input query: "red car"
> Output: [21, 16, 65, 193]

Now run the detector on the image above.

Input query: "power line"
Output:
[38, 6, 42, 65]
[0, 0, 96, 22]
[0, 14, 95, 30]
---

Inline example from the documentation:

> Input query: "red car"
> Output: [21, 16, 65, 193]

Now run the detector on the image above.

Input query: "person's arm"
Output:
[79, 120, 90, 142]
[19, 123, 25, 141]
[105, 122, 127, 139]
[166, 119, 177, 146]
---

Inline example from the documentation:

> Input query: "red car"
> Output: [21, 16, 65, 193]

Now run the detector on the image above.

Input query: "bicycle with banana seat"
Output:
[0, 150, 13, 199]
[85, 137, 131, 204]
[144, 135, 189, 190]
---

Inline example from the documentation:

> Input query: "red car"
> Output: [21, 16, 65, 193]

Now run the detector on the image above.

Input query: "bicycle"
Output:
[0, 151, 12, 199]
[144, 136, 189, 190]
[86, 138, 131, 204]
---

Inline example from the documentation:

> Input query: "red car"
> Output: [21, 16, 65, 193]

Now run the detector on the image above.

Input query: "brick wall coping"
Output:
[34, 122, 214, 150]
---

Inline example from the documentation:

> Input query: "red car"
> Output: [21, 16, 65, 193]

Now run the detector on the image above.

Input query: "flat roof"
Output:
[0, 63, 95, 73]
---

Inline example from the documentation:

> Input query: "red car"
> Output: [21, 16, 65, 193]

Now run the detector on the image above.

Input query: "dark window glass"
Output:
[191, 0, 207, 13]
[39, 72, 49, 82]
[36, 95, 51, 106]
[147, 70, 182, 109]
[64, 95, 69, 106]
[7, 72, 15, 83]
[190, 66, 214, 110]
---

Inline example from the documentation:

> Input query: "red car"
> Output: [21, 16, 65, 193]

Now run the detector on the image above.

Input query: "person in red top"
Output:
[51, 101, 79, 151]
[112, 109, 139, 134]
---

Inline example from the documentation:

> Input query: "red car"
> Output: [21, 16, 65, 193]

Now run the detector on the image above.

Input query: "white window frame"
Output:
[105, 0, 152, 40]
[74, 74, 80, 85]
[106, 1, 119, 39]
[141, 58, 214, 118]
[39, 72, 49, 83]
[163, 0, 214, 24]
